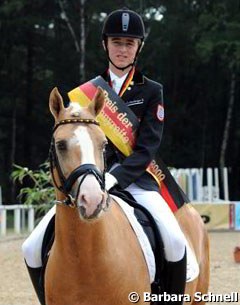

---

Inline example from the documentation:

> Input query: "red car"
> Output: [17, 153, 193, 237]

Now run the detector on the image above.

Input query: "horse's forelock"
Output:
[67, 102, 95, 120]
[68, 102, 83, 117]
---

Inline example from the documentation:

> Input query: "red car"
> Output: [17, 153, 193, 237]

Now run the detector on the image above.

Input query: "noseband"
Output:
[49, 118, 107, 208]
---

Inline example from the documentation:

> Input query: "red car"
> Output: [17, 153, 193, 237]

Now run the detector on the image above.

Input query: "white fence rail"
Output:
[0, 167, 230, 235]
[0, 205, 34, 236]
[170, 167, 229, 202]
[0, 186, 2, 204]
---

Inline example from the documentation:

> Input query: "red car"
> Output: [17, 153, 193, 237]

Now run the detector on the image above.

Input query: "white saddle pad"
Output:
[111, 195, 199, 283]
[111, 195, 156, 283]
[186, 244, 199, 282]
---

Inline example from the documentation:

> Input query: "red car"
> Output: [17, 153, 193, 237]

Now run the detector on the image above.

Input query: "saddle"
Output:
[110, 186, 166, 296]
[40, 187, 167, 305]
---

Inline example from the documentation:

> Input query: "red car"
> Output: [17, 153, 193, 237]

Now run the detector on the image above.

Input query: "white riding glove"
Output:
[105, 172, 118, 191]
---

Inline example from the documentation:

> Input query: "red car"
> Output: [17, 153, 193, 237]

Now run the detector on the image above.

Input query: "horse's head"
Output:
[49, 87, 109, 220]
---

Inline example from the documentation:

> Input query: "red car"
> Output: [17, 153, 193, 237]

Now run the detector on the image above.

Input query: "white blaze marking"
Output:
[71, 126, 95, 164]
[71, 126, 102, 212]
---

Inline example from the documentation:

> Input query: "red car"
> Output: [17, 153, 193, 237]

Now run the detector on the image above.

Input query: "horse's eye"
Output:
[102, 140, 108, 151]
[56, 140, 67, 152]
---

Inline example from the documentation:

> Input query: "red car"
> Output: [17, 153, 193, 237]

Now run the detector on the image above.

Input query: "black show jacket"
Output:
[101, 69, 164, 192]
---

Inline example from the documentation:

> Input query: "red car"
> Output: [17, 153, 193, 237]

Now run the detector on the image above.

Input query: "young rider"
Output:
[22, 8, 189, 305]
[100, 8, 187, 301]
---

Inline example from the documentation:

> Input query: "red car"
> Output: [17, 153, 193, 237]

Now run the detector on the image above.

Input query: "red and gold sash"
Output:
[68, 76, 189, 212]
[68, 76, 164, 183]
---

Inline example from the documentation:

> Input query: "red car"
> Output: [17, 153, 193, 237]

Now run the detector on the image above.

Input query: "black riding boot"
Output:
[25, 264, 46, 305]
[164, 250, 187, 305]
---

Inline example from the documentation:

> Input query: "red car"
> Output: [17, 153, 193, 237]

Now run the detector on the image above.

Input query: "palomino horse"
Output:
[45, 87, 209, 305]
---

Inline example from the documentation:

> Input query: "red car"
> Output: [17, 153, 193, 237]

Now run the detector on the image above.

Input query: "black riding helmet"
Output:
[102, 8, 145, 70]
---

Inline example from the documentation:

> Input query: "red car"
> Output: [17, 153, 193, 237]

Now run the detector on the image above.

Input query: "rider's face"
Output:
[106, 37, 140, 69]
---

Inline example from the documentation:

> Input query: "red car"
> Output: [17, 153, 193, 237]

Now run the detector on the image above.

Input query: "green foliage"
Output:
[195, 1, 240, 68]
[0, 0, 240, 201]
[11, 162, 55, 210]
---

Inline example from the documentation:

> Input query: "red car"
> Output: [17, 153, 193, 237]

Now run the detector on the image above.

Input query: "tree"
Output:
[0, 0, 239, 202]
[194, 1, 240, 192]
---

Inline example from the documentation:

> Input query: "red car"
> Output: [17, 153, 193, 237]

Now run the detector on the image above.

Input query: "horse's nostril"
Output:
[80, 194, 87, 204]
[77, 191, 106, 220]
[79, 192, 103, 206]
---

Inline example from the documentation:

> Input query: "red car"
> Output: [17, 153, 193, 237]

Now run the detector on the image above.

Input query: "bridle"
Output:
[49, 118, 109, 209]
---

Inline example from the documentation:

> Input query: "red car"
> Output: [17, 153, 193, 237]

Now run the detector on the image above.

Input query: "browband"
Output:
[53, 118, 99, 133]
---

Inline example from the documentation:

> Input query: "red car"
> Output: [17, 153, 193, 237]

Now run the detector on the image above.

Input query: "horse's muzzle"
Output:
[77, 191, 110, 220]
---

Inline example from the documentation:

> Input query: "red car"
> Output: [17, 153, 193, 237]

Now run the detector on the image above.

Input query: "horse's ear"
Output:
[49, 87, 64, 120]
[88, 87, 105, 117]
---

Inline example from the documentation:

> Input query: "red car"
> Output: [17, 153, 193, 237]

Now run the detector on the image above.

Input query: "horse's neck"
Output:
[46, 201, 151, 304]
[54, 204, 114, 257]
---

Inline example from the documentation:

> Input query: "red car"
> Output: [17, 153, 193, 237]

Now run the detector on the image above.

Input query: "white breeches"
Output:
[22, 205, 56, 268]
[125, 183, 186, 262]
[22, 183, 186, 268]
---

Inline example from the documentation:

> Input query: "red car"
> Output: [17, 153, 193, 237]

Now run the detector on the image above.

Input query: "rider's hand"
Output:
[105, 172, 118, 191]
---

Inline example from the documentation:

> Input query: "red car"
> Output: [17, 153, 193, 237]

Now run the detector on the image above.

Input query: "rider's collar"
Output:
[109, 70, 128, 94]
[109, 70, 128, 82]
[102, 68, 144, 85]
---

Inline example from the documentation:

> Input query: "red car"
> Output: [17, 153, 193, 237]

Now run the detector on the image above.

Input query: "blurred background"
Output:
[0, 0, 239, 204]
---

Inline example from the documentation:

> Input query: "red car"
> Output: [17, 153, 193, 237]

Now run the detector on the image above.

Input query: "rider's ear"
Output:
[49, 87, 64, 120]
[139, 41, 144, 53]
[102, 40, 106, 50]
[89, 87, 105, 117]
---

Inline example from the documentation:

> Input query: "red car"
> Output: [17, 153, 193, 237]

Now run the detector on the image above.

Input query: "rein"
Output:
[49, 118, 108, 208]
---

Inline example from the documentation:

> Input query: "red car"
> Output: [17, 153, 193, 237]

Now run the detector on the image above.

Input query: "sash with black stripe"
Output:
[68, 76, 189, 212]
